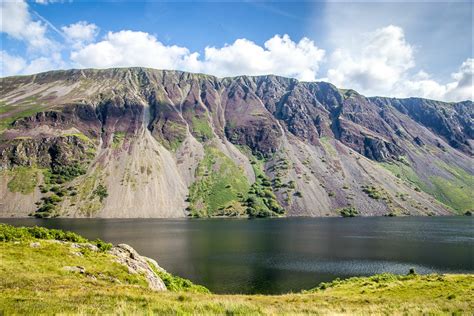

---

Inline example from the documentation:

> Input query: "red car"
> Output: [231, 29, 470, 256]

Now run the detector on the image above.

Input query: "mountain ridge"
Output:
[0, 67, 472, 218]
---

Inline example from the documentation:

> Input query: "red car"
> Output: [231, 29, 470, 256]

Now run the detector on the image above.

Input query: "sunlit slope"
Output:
[1, 68, 472, 217]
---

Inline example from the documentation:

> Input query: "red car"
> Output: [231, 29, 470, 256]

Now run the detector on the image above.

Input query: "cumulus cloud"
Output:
[70, 31, 325, 81]
[61, 21, 99, 48]
[393, 59, 473, 102]
[70, 30, 201, 71]
[0, 0, 54, 51]
[0, 51, 27, 76]
[202, 35, 325, 80]
[324, 25, 472, 101]
[326, 25, 414, 95]
[0, 51, 64, 77]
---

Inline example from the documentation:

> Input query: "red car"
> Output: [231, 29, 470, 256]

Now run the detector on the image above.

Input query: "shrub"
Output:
[340, 207, 359, 217]
[0, 224, 112, 252]
[362, 185, 383, 199]
[94, 239, 113, 252]
[93, 184, 109, 202]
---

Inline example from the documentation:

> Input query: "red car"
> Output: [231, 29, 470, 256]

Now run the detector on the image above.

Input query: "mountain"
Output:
[0, 68, 472, 218]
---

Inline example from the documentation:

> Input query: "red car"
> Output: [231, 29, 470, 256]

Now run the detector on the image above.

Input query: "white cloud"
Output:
[393, 59, 473, 102]
[71, 31, 325, 81]
[0, 51, 27, 77]
[61, 21, 99, 48]
[324, 25, 473, 101]
[0, 0, 54, 52]
[70, 30, 200, 71]
[202, 35, 325, 80]
[326, 25, 414, 95]
[0, 51, 64, 77]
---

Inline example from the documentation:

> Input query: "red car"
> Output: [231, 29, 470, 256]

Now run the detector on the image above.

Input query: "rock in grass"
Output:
[63, 266, 86, 274]
[109, 244, 167, 291]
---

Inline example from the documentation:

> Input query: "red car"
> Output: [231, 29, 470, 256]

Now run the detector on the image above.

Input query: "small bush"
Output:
[340, 207, 359, 218]
[93, 184, 109, 202]
[94, 239, 113, 252]
[362, 185, 383, 199]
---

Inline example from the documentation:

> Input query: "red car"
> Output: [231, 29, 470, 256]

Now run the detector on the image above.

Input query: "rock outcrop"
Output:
[109, 243, 167, 292]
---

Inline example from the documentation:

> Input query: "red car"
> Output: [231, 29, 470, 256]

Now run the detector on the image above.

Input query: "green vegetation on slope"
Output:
[112, 131, 126, 149]
[245, 157, 285, 217]
[160, 121, 187, 151]
[429, 162, 474, 212]
[187, 145, 250, 217]
[6, 166, 39, 194]
[0, 224, 112, 251]
[146, 259, 209, 294]
[0, 224, 472, 315]
[381, 160, 473, 212]
[0, 99, 47, 132]
[35, 162, 89, 218]
[339, 206, 359, 217]
[191, 116, 213, 142]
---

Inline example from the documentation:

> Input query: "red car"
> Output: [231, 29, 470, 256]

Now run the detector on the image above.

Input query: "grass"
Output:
[430, 176, 474, 212]
[381, 160, 474, 212]
[380, 161, 425, 189]
[187, 145, 250, 217]
[63, 132, 91, 142]
[162, 121, 187, 151]
[112, 131, 126, 149]
[0, 224, 473, 315]
[146, 260, 210, 294]
[191, 116, 213, 142]
[6, 166, 39, 194]
[0, 101, 47, 131]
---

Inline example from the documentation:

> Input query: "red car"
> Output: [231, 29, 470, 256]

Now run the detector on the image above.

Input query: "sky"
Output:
[0, 0, 472, 102]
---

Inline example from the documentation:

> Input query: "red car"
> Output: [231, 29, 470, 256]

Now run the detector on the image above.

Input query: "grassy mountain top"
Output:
[1, 224, 472, 314]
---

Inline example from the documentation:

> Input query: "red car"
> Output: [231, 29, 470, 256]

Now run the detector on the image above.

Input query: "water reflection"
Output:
[2, 216, 473, 294]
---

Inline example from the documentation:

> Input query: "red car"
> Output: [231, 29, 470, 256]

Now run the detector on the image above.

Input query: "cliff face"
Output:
[0, 68, 472, 217]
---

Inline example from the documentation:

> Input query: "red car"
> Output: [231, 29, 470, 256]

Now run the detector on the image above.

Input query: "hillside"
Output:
[0, 68, 472, 218]
[1, 224, 472, 314]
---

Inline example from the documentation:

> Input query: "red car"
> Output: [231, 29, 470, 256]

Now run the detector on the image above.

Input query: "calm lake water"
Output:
[2, 217, 473, 294]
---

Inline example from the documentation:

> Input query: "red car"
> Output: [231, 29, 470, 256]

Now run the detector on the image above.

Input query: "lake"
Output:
[2, 216, 473, 294]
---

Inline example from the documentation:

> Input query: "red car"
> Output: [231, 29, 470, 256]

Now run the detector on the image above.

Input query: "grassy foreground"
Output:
[0, 224, 473, 315]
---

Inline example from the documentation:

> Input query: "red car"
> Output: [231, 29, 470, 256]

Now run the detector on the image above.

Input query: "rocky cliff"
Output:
[0, 68, 472, 217]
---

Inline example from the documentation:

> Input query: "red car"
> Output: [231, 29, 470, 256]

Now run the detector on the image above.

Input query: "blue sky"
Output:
[1, 0, 472, 101]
